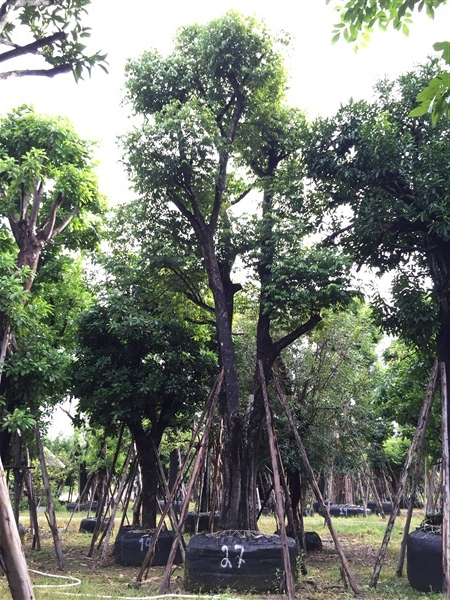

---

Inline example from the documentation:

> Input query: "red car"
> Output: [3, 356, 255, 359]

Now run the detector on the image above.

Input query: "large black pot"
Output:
[407, 528, 442, 593]
[79, 516, 111, 534]
[113, 528, 182, 567]
[183, 512, 220, 534]
[185, 531, 298, 593]
[318, 504, 371, 517]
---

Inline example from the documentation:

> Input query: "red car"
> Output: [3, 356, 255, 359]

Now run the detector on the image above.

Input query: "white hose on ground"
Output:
[29, 570, 239, 600]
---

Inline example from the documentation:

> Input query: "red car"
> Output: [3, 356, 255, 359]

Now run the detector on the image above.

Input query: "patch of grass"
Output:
[0, 509, 442, 599]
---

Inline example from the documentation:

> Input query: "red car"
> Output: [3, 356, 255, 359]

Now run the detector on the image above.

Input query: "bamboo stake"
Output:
[0, 456, 35, 599]
[151, 438, 186, 560]
[258, 362, 296, 599]
[274, 376, 361, 596]
[440, 362, 450, 599]
[396, 371, 436, 577]
[33, 417, 65, 570]
[63, 473, 95, 533]
[135, 370, 224, 585]
[87, 425, 124, 557]
[23, 449, 40, 551]
[101, 443, 135, 561]
[370, 360, 438, 589]
[157, 371, 223, 594]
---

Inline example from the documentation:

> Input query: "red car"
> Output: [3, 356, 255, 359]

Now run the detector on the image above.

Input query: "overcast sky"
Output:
[1, 0, 449, 206]
[2, 1, 448, 437]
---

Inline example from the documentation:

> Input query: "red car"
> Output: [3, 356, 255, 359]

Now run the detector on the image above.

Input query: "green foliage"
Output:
[276, 302, 383, 475]
[0, 405, 35, 435]
[0, 0, 107, 81]
[306, 61, 449, 347]
[326, 0, 449, 122]
[376, 339, 442, 460]
[0, 105, 107, 252]
[72, 293, 217, 435]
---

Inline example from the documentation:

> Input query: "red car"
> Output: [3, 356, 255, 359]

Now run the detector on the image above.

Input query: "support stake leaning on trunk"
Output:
[396, 363, 437, 577]
[370, 360, 439, 589]
[0, 455, 35, 599]
[33, 411, 65, 570]
[135, 370, 224, 585]
[274, 375, 361, 597]
[158, 371, 223, 594]
[440, 361, 450, 599]
[258, 361, 296, 600]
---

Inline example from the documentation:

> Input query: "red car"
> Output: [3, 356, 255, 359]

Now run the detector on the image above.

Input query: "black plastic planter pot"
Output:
[407, 529, 442, 593]
[79, 517, 110, 534]
[318, 504, 371, 517]
[184, 531, 298, 593]
[183, 512, 220, 534]
[113, 528, 183, 567]
[367, 501, 394, 515]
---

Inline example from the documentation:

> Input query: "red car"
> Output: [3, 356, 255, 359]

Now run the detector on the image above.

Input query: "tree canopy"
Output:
[122, 10, 359, 530]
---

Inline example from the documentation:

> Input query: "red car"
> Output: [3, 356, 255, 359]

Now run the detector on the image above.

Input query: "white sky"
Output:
[1, 0, 449, 206]
[2, 0, 448, 438]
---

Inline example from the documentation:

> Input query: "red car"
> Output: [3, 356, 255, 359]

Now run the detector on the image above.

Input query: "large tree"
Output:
[0, 105, 105, 598]
[72, 257, 216, 527]
[0, 0, 107, 80]
[123, 11, 356, 529]
[305, 60, 450, 585]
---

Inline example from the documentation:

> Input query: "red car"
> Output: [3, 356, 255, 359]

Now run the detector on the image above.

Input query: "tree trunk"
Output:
[33, 419, 65, 570]
[0, 457, 35, 599]
[130, 424, 161, 528]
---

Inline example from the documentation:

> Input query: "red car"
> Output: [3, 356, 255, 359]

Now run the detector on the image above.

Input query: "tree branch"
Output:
[50, 204, 80, 238]
[1, 0, 55, 33]
[0, 31, 66, 63]
[29, 179, 44, 228]
[273, 314, 322, 357]
[38, 190, 63, 240]
[0, 64, 72, 79]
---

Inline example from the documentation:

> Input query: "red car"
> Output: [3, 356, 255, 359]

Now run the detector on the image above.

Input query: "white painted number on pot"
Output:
[220, 544, 246, 569]
[139, 537, 151, 552]
[234, 544, 245, 568]
[221, 545, 232, 568]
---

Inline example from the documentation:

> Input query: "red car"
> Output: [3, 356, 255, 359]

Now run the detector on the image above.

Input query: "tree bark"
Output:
[130, 424, 162, 528]
[0, 457, 35, 599]
[33, 418, 65, 570]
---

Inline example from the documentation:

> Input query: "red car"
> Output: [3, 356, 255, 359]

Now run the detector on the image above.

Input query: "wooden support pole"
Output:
[0, 456, 35, 599]
[157, 371, 223, 594]
[33, 416, 65, 570]
[135, 370, 223, 586]
[370, 360, 438, 589]
[274, 376, 361, 597]
[23, 450, 40, 551]
[258, 362, 296, 599]
[100, 443, 135, 561]
[440, 362, 450, 599]
[396, 370, 436, 577]
[151, 438, 186, 560]
[87, 425, 124, 558]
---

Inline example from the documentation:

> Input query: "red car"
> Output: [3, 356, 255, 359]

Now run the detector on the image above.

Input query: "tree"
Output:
[326, 0, 450, 122]
[306, 61, 449, 374]
[72, 256, 217, 527]
[305, 60, 450, 584]
[0, 105, 105, 598]
[0, 104, 105, 401]
[0, 0, 107, 80]
[123, 11, 357, 529]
